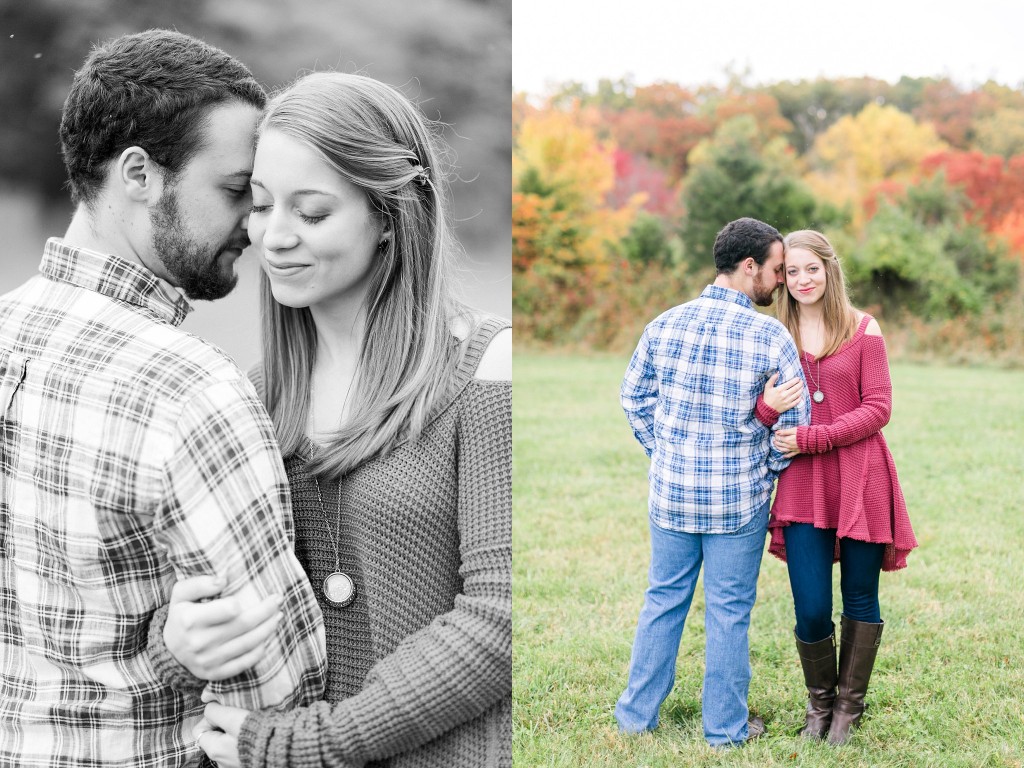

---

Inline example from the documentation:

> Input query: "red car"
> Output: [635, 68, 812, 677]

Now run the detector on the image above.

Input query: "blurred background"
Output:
[513, 0, 1024, 366]
[0, 0, 510, 369]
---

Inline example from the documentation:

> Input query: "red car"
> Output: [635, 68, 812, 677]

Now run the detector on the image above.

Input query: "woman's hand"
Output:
[762, 372, 803, 414]
[199, 703, 250, 768]
[164, 575, 283, 681]
[773, 427, 800, 458]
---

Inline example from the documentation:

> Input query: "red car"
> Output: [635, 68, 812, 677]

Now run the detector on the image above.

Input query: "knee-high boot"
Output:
[828, 615, 884, 746]
[795, 625, 837, 739]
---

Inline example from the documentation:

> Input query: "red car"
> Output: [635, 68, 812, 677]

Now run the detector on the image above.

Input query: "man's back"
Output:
[0, 241, 325, 767]
[621, 285, 808, 533]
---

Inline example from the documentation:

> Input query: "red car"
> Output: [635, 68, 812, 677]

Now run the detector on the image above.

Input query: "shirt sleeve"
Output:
[236, 381, 512, 768]
[154, 379, 327, 712]
[767, 334, 811, 475]
[621, 329, 658, 457]
[796, 335, 893, 454]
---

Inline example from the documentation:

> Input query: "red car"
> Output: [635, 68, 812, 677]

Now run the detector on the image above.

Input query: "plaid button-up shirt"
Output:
[622, 285, 810, 533]
[0, 239, 326, 767]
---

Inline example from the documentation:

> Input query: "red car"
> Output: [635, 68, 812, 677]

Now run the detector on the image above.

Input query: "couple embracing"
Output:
[0, 29, 510, 768]
[616, 218, 918, 748]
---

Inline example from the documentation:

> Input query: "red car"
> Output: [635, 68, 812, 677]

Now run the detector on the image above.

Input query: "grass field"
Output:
[513, 352, 1024, 768]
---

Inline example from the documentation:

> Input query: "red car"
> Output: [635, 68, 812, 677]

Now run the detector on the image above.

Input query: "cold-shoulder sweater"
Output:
[760, 315, 917, 571]
[149, 317, 511, 767]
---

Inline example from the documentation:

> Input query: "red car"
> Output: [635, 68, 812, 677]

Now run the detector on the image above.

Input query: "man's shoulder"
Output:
[747, 310, 790, 337]
[131, 323, 252, 402]
[44, 281, 249, 402]
[647, 294, 710, 329]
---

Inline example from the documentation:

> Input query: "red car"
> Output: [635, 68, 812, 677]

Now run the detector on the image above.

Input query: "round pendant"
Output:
[323, 571, 356, 606]
[813, 390, 824, 404]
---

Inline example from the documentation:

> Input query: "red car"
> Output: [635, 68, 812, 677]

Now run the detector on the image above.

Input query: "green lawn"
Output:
[513, 352, 1024, 768]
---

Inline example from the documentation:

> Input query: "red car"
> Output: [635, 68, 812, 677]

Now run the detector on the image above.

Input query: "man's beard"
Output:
[751, 273, 777, 307]
[150, 190, 246, 301]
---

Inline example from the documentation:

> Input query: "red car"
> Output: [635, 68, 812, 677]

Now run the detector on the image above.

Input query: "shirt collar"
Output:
[40, 238, 193, 326]
[700, 284, 754, 311]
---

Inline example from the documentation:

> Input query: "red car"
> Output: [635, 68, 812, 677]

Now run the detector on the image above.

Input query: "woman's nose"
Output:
[262, 211, 299, 251]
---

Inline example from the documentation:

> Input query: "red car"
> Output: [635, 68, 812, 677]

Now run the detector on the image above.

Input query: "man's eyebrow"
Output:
[223, 170, 253, 180]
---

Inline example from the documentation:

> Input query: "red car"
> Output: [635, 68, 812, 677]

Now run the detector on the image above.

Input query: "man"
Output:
[615, 217, 810, 747]
[0, 30, 326, 767]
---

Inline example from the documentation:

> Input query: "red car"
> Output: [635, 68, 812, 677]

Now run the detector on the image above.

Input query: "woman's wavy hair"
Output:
[777, 230, 858, 358]
[257, 72, 469, 478]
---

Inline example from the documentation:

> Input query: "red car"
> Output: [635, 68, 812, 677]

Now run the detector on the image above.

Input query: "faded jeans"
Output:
[615, 501, 769, 747]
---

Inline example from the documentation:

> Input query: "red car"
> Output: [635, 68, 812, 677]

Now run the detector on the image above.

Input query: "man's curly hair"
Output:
[59, 29, 266, 207]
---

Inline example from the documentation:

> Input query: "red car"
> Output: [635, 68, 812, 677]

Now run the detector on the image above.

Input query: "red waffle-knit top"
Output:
[760, 314, 917, 571]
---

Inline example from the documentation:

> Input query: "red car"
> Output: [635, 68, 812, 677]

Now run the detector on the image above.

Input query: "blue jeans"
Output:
[782, 523, 885, 643]
[615, 502, 769, 747]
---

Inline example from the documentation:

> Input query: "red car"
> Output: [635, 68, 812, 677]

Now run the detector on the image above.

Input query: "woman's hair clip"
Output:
[411, 163, 430, 187]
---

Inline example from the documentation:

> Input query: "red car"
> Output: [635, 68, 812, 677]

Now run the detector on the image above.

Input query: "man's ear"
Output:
[743, 257, 757, 274]
[117, 146, 164, 203]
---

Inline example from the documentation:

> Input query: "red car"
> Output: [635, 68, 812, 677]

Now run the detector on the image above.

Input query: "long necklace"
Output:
[313, 477, 356, 606]
[807, 357, 824, 403]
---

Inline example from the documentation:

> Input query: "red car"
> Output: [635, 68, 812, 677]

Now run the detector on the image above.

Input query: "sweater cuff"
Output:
[239, 711, 269, 768]
[796, 424, 829, 454]
[239, 704, 363, 768]
[755, 395, 780, 427]
[147, 602, 206, 693]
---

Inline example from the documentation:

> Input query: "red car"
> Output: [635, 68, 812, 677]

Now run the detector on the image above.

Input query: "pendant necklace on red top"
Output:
[807, 357, 824, 403]
[804, 318, 825, 403]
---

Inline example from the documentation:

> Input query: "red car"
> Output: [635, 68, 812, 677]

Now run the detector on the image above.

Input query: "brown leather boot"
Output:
[795, 625, 837, 739]
[828, 615, 884, 746]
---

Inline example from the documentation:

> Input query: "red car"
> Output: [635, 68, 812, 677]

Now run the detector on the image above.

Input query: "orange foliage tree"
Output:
[512, 108, 642, 339]
[920, 151, 1024, 258]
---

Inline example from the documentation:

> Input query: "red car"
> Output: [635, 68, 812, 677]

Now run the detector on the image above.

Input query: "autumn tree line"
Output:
[513, 76, 1024, 364]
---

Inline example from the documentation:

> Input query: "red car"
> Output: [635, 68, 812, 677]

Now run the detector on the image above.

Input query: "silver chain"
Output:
[313, 477, 342, 572]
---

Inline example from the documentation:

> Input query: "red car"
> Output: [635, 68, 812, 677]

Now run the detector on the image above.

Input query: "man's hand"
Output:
[199, 702, 251, 768]
[773, 427, 800, 458]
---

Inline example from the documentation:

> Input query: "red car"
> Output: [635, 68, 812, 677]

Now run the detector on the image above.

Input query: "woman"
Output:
[149, 72, 511, 768]
[758, 229, 916, 746]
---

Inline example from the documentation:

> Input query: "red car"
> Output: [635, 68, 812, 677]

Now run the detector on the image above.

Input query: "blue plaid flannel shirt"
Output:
[622, 285, 810, 533]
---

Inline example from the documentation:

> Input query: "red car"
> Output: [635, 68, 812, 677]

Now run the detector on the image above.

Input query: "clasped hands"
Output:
[165, 575, 285, 768]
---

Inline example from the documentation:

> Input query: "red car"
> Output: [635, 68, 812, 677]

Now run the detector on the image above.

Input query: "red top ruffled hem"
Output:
[761, 315, 917, 572]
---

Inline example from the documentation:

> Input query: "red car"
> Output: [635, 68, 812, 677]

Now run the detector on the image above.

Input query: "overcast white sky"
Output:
[513, 0, 1024, 95]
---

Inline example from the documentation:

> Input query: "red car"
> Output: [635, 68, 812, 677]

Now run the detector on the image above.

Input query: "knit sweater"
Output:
[762, 315, 917, 571]
[237, 316, 511, 768]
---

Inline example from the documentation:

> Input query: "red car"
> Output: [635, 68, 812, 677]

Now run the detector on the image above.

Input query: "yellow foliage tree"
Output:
[512, 108, 644, 340]
[974, 108, 1024, 160]
[804, 103, 948, 231]
[512, 108, 641, 276]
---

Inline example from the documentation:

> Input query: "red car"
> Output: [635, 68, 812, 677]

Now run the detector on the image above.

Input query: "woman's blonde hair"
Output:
[257, 72, 470, 478]
[778, 230, 858, 358]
